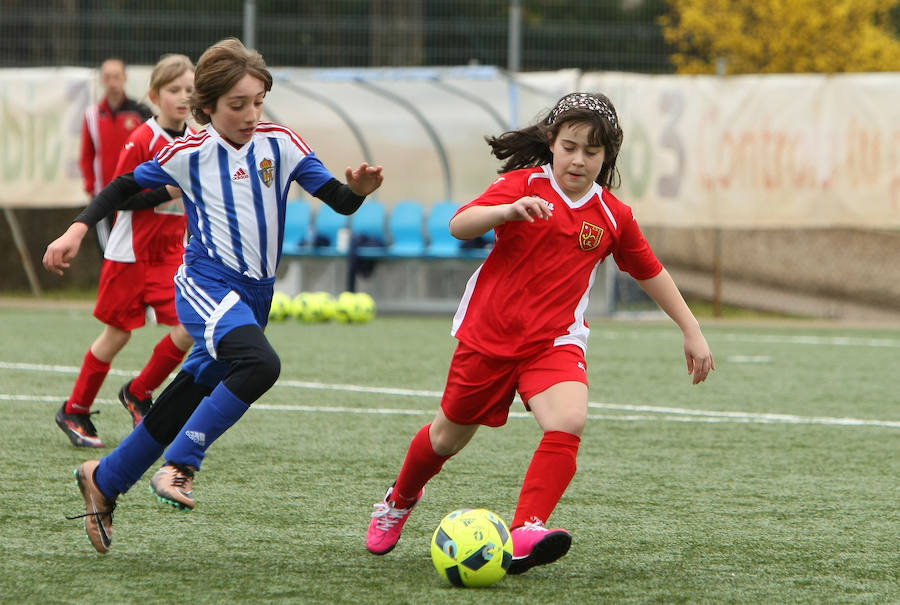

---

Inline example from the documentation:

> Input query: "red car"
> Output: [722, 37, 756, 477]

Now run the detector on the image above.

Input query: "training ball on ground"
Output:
[292, 292, 322, 322]
[430, 508, 513, 588]
[354, 291, 376, 322]
[268, 291, 293, 321]
[313, 291, 337, 321]
[334, 291, 376, 323]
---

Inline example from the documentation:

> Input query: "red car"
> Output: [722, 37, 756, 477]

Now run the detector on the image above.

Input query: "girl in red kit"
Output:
[366, 92, 715, 574]
[55, 54, 196, 448]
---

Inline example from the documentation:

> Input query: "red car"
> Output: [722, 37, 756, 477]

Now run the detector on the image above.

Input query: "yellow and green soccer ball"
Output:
[268, 291, 293, 322]
[290, 291, 337, 322]
[313, 291, 337, 321]
[334, 291, 376, 323]
[430, 508, 513, 588]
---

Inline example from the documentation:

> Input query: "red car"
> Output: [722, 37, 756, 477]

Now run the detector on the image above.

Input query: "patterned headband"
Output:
[547, 93, 618, 128]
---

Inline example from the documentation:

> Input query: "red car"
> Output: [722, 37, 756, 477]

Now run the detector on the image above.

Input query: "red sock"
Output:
[393, 424, 452, 508]
[67, 349, 111, 414]
[511, 431, 581, 529]
[129, 333, 187, 399]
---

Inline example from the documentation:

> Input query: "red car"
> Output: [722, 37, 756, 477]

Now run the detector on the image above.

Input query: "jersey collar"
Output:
[542, 164, 602, 209]
[205, 124, 254, 159]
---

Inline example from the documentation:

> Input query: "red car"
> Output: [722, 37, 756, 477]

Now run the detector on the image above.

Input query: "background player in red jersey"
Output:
[80, 58, 153, 250]
[56, 54, 196, 447]
[367, 92, 715, 574]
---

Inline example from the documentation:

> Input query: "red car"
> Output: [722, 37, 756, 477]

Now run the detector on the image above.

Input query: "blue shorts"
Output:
[174, 258, 275, 387]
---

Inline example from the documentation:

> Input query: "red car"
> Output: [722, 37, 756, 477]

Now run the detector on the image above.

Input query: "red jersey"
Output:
[104, 118, 191, 264]
[450, 164, 663, 358]
[80, 96, 152, 196]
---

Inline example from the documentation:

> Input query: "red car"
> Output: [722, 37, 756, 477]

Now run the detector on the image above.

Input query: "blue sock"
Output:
[96, 423, 166, 499]
[164, 383, 249, 470]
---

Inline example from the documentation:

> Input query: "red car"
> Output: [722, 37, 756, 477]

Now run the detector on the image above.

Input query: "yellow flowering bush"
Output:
[661, 0, 900, 73]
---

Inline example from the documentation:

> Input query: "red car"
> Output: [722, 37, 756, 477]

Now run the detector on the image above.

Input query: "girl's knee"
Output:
[558, 407, 587, 435]
[429, 413, 478, 455]
[539, 407, 586, 436]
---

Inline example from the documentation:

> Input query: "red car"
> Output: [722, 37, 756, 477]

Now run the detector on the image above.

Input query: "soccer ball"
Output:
[430, 508, 513, 588]
[313, 291, 337, 321]
[291, 292, 321, 322]
[354, 291, 376, 322]
[268, 291, 293, 322]
[334, 291, 376, 323]
[292, 292, 337, 322]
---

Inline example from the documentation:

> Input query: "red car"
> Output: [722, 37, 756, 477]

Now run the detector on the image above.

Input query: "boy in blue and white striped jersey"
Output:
[44, 38, 383, 554]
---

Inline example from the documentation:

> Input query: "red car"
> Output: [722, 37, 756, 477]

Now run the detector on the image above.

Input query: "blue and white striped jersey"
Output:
[134, 122, 333, 280]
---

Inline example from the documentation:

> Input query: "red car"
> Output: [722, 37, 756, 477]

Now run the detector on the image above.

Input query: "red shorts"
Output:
[440, 341, 588, 428]
[93, 259, 180, 331]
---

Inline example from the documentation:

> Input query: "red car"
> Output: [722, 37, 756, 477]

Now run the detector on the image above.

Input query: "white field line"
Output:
[0, 361, 139, 378]
[2, 361, 898, 429]
[726, 355, 772, 363]
[715, 333, 900, 348]
[594, 330, 900, 349]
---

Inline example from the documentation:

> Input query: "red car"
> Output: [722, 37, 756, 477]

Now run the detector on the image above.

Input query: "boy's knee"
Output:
[230, 345, 279, 401]
[254, 348, 280, 389]
[217, 325, 280, 402]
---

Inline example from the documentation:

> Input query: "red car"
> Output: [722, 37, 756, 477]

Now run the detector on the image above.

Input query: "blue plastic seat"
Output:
[282, 199, 311, 256]
[313, 203, 349, 256]
[425, 200, 462, 258]
[387, 200, 426, 257]
[460, 223, 494, 259]
[350, 199, 388, 257]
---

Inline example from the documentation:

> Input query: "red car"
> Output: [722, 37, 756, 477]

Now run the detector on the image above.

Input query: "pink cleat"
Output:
[366, 485, 423, 555]
[508, 520, 572, 574]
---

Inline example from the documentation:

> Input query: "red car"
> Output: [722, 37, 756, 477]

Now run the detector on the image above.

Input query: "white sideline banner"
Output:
[2, 66, 899, 228]
[0, 68, 95, 208]
[579, 71, 900, 227]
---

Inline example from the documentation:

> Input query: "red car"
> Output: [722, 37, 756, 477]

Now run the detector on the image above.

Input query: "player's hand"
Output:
[684, 331, 715, 384]
[42, 222, 89, 276]
[506, 196, 553, 223]
[346, 163, 384, 196]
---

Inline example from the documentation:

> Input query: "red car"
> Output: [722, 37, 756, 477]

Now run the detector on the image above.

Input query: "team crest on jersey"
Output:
[579, 221, 604, 251]
[257, 158, 274, 188]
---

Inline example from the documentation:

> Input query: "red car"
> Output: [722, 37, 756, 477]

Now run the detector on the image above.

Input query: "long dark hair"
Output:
[486, 92, 624, 189]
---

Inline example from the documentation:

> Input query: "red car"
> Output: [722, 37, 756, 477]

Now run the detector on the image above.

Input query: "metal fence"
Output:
[0, 0, 674, 73]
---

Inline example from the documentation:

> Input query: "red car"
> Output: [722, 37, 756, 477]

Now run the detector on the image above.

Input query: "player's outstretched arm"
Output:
[42, 171, 158, 276]
[43, 222, 90, 276]
[344, 163, 384, 196]
[637, 268, 715, 384]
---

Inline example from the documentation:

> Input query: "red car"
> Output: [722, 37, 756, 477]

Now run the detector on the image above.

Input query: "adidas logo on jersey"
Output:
[185, 430, 206, 447]
[232, 167, 249, 181]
